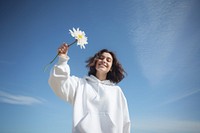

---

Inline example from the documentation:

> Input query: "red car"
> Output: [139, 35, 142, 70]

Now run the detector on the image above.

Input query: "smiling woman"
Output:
[86, 49, 125, 83]
[48, 44, 131, 133]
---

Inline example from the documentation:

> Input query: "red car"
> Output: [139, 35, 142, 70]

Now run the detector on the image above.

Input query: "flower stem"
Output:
[68, 39, 77, 47]
[43, 53, 59, 72]
[44, 39, 78, 72]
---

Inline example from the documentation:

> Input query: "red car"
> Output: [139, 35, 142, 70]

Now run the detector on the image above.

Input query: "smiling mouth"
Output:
[99, 63, 107, 68]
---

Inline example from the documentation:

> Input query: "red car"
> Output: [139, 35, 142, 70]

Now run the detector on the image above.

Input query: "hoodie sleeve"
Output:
[48, 55, 80, 104]
[121, 92, 131, 133]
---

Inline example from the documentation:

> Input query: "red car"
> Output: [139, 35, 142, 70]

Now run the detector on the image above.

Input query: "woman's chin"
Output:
[96, 68, 108, 74]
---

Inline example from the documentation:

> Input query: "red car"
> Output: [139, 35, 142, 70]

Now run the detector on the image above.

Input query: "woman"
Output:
[49, 43, 131, 133]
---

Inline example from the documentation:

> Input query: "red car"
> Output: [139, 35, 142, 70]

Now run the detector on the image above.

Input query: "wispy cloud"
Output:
[127, 1, 195, 85]
[161, 88, 200, 105]
[133, 117, 200, 133]
[0, 90, 44, 105]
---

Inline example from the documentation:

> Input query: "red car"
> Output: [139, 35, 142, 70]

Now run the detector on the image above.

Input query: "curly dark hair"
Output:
[86, 49, 126, 84]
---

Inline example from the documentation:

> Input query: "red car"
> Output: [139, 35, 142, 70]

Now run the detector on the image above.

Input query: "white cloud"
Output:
[0, 90, 43, 105]
[161, 88, 200, 105]
[133, 117, 200, 133]
[127, 1, 194, 85]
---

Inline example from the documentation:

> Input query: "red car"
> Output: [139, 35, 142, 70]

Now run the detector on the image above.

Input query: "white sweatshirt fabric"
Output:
[48, 56, 131, 133]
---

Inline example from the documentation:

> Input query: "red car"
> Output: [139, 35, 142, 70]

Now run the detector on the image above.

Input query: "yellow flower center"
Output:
[78, 34, 83, 39]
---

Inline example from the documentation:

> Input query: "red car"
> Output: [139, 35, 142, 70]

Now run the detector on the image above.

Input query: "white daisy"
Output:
[44, 27, 88, 72]
[69, 28, 88, 49]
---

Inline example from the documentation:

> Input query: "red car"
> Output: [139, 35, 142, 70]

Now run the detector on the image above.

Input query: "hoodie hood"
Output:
[84, 75, 115, 86]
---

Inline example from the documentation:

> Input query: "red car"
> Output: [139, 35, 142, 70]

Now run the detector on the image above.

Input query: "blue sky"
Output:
[0, 0, 200, 133]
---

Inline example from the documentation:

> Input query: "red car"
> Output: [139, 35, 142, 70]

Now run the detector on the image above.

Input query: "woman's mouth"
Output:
[98, 63, 107, 68]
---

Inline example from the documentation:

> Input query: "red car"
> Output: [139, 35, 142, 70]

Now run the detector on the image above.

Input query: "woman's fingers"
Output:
[58, 43, 69, 55]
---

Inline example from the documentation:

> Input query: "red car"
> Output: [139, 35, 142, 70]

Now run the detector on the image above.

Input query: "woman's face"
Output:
[95, 52, 113, 74]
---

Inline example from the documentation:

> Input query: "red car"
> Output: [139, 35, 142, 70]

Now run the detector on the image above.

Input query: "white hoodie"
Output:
[48, 56, 131, 133]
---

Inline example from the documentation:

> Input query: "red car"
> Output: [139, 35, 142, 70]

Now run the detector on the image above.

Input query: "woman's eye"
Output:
[99, 56, 104, 60]
[107, 58, 111, 62]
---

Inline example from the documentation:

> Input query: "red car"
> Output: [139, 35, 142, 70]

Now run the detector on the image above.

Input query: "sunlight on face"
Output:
[95, 52, 113, 74]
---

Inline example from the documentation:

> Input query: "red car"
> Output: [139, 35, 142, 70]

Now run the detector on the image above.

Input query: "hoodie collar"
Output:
[85, 75, 114, 85]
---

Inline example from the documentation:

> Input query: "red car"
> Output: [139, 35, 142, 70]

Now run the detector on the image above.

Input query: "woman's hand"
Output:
[58, 43, 69, 56]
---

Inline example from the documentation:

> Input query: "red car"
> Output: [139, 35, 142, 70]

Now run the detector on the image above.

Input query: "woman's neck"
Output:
[96, 72, 107, 81]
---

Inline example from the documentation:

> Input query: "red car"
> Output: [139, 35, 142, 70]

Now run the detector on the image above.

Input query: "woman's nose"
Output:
[102, 58, 107, 63]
